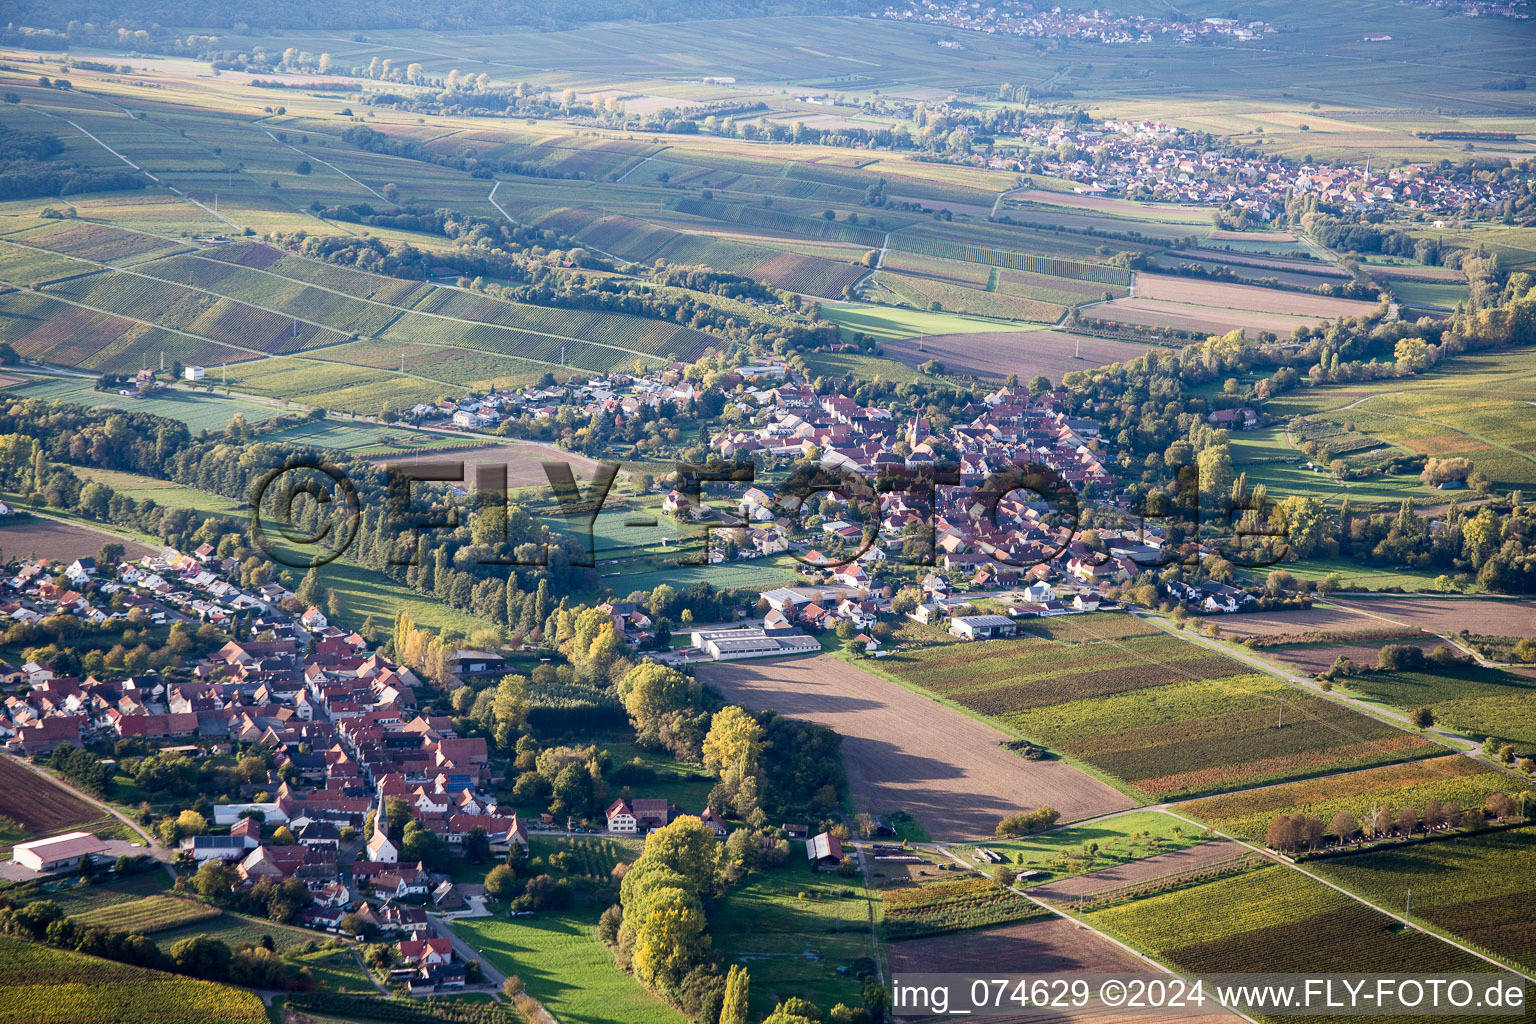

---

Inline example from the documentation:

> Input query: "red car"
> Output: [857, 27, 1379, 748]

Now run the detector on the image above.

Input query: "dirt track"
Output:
[1025, 840, 1242, 902]
[886, 917, 1234, 1022]
[697, 654, 1134, 840]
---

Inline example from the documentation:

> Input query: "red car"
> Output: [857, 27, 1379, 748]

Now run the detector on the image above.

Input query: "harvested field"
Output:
[1200, 605, 1381, 641]
[885, 918, 1232, 1023]
[885, 915, 1144, 974]
[370, 440, 601, 489]
[1330, 597, 1536, 637]
[696, 655, 1135, 840]
[1181, 248, 1348, 276]
[1082, 296, 1347, 337]
[1208, 229, 1298, 242]
[879, 329, 1151, 382]
[0, 756, 102, 837]
[1025, 840, 1244, 902]
[0, 516, 154, 562]
[1371, 263, 1466, 282]
[1131, 274, 1379, 319]
[1267, 639, 1443, 676]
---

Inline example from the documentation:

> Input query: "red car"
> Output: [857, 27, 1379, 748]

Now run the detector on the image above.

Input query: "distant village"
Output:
[992, 118, 1518, 220]
[880, 0, 1528, 44]
[879, 1, 1275, 44]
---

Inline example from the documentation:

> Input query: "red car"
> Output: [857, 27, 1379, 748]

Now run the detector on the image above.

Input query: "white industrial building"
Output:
[212, 802, 288, 826]
[948, 614, 1019, 640]
[12, 831, 109, 873]
[690, 627, 821, 661]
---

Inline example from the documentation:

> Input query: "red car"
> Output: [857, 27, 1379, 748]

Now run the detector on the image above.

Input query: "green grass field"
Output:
[0, 375, 282, 433]
[451, 913, 686, 1024]
[876, 630, 1441, 800]
[713, 857, 877, 1018]
[821, 303, 1046, 341]
[73, 466, 241, 516]
[952, 809, 1206, 883]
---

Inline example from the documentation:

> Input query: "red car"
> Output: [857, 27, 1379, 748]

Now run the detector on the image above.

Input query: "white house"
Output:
[183, 366, 206, 381]
[606, 799, 638, 834]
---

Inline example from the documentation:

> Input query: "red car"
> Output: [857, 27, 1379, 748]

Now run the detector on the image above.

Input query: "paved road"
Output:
[430, 913, 506, 988]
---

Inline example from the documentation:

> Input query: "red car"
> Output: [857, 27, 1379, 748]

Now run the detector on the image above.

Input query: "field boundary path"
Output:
[31, 107, 240, 232]
[1156, 804, 1536, 985]
[262, 127, 389, 201]
[935, 844, 1264, 1024]
[489, 179, 625, 264]
[1135, 612, 1489, 757]
[614, 148, 667, 184]
[3, 753, 170, 867]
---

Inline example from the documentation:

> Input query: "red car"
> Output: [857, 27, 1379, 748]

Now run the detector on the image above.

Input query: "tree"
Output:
[169, 934, 232, 978]
[192, 860, 237, 904]
[702, 706, 763, 777]
[1330, 810, 1356, 844]
[1197, 444, 1234, 504]
[463, 826, 492, 865]
[629, 879, 708, 991]
[995, 806, 1059, 837]
[617, 662, 701, 734]
[637, 817, 724, 898]
[485, 864, 517, 900]
[1411, 706, 1435, 730]
[1265, 814, 1300, 853]
[720, 964, 750, 1024]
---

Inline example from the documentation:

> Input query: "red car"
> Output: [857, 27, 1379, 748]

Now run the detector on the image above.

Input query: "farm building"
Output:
[183, 366, 206, 381]
[690, 627, 821, 661]
[179, 834, 258, 863]
[806, 831, 844, 870]
[213, 802, 288, 825]
[949, 615, 1019, 640]
[13, 831, 109, 872]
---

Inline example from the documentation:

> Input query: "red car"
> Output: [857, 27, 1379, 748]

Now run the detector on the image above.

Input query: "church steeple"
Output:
[367, 792, 399, 863]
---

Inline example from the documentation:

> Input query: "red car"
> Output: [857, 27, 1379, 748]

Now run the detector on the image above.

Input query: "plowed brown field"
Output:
[697, 654, 1134, 840]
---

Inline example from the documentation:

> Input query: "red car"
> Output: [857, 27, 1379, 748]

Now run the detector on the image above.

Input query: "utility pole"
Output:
[1405, 887, 1411, 919]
